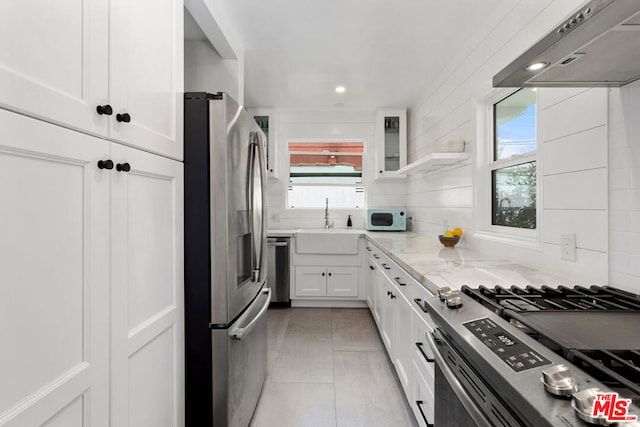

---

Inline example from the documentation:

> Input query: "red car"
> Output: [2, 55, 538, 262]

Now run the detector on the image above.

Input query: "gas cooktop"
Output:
[425, 285, 640, 426]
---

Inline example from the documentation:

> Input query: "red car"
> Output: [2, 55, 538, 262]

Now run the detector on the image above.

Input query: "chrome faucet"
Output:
[324, 198, 332, 229]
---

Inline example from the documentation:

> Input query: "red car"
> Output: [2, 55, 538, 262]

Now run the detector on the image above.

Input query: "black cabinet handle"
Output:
[369, 265, 375, 271]
[97, 159, 114, 170]
[391, 294, 396, 299]
[414, 298, 429, 313]
[328, 272, 332, 277]
[96, 104, 113, 115]
[394, 277, 406, 286]
[322, 272, 325, 277]
[373, 254, 380, 259]
[416, 342, 435, 363]
[116, 162, 131, 172]
[366, 247, 372, 251]
[415, 400, 434, 427]
[387, 291, 392, 296]
[116, 113, 131, 123]
[381, 263, 391, 270]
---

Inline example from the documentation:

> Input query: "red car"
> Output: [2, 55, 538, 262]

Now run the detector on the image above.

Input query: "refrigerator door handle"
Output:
[249, 131, 268, 282]
[229, 288, 271, 340]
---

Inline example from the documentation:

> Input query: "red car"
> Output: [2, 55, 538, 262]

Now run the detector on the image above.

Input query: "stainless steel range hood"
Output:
[493, 0, 640, 88]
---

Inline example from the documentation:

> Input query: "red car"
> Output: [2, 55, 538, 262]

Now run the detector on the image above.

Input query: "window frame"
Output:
[286, 139, 366, 210]
[474, 88, 542, 247]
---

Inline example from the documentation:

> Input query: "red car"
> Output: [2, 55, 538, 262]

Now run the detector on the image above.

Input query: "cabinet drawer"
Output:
[412, 309, 435, 382]
[411, 360, 435, 427]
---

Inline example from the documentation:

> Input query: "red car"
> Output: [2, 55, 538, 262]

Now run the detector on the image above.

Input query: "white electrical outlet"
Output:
[560, 233, 576, 262]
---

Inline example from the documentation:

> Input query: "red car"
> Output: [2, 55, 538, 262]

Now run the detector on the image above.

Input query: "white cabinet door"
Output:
[295, 266, 327, 297]
[110, 0, 184, 160]
[393, 292, 412, 396]
[0, 110, 109, 426]
[380, 278, 396, 353]
[372, 266, 384, 326]
[110, 144, 184, 427]
[0, 0, 109, 137]
[326, 267, 358, 297]
[365, 261, 376, 310]
[375, 109, 407, 180]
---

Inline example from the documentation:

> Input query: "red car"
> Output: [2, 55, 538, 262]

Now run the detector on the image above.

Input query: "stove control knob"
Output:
[445, 290, 462, 309]
[541, 364, 578, 397]
[438, 287, 452, 301]
[572, 388, 609, 425]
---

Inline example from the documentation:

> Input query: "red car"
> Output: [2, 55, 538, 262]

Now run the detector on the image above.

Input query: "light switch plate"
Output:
[560, 233, 576, 262]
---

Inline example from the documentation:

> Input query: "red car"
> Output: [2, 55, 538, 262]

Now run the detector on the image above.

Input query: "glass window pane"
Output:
[494, 88, 536, 161]
[288, 185, 364, 209]
[492, 162, 536, 229]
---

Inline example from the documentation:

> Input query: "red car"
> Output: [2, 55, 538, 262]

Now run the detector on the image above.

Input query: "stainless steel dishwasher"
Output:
[267, 237, 290, 306]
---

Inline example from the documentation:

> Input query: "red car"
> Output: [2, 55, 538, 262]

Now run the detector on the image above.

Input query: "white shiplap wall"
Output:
[266, 109, 405, 230]
[609, 81, 640, 292]
[403, 0, 615, 283]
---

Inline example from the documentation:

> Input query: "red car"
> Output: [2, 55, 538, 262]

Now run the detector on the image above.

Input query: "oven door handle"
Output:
[425, 330, 493, 427]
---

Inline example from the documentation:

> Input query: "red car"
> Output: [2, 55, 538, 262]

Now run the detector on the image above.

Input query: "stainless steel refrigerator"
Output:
[184, 92, 270, 427]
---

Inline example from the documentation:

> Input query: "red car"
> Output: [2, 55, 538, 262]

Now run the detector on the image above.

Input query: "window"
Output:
[491, 88, 537, 230]
[287, 141, 364, 209]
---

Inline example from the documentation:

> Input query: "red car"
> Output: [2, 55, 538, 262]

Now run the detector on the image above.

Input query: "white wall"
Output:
[184, 40, 241, 102]
[609, 81, 640, 293]
[266, 109, 405, 230]
[403, 0, 619, 284]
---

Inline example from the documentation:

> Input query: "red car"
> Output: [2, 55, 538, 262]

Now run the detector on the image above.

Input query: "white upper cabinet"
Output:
[109, 0, 184, 159]
[0, 0, 184, 160]
[248, 109, 278, 178]
[375, 109, 407, 180]
[0, 0, 109, 136]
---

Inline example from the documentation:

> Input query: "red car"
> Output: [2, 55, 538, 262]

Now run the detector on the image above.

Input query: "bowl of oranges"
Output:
[439, 227, 462, 248]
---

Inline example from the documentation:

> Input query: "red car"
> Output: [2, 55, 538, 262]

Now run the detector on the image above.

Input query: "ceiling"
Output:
[186, 0, 514, 109]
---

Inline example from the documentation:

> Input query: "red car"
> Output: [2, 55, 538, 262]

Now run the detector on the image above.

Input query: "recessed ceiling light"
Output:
[335, 86, 346, 94]
[526, 62, 548, 71]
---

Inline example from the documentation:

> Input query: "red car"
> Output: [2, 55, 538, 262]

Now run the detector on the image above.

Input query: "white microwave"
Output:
[366, 208, 407, 231]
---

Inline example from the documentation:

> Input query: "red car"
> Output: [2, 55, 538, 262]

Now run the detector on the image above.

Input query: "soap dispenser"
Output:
[347, 214, 352, 228]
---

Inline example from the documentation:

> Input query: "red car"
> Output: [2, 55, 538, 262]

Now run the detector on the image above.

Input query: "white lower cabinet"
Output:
[365, 240, 436, 427]
[0, 109, 184, 426]
[109, 144, 184, 427]
[393, 291, 413, 396]
[412, 361, 435, 427]
[0, 109, 110, 427]
[295, 266, 358, 297]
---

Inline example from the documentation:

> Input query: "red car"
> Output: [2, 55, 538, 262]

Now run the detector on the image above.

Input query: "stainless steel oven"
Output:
[424, 286, 640, 427]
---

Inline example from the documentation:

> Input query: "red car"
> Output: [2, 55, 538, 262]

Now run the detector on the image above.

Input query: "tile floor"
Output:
[250, 307, 417, 427]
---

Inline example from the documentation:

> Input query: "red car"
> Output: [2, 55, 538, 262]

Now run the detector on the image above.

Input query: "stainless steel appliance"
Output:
[424, 285, 640, 426]
[184, 92, 270, 427]
[267, 236, 290, 306]
[494, 0, 640, 88]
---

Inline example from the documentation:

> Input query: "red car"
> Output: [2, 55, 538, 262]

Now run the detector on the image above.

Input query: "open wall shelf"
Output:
[395, 152, 469, 175]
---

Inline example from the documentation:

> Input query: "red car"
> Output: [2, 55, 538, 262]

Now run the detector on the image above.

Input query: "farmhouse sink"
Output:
[295, 229, 361, 254]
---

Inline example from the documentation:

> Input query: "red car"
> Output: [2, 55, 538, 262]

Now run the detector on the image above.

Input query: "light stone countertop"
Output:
[363, 231, 588, 294]
[267, 229, 587, 295]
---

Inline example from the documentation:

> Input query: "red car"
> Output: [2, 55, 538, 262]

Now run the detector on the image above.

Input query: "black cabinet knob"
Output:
[321, 272, 325, 277]
[391, 294, 396, 299]
[116, 162, 131, 172]
[96, 104, 113, 115]
[328, 272, 332, 277]
[116, 113, 131, 123]
[97, 159, 114, 170]
[387, 291, 392, 296]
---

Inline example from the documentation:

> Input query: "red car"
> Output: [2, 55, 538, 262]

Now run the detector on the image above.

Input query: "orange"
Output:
[452, 227, 463, 237]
